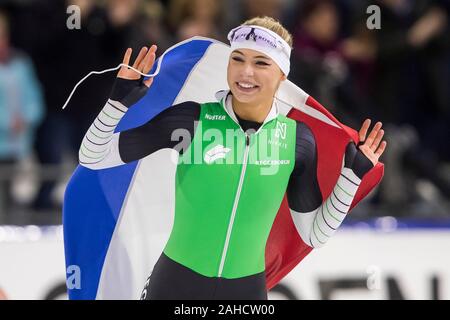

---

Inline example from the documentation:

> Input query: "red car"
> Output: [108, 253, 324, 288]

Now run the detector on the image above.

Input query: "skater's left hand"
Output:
[357, 119, 387, 166]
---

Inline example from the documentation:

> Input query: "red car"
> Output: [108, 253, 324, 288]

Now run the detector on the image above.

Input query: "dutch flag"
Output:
[63, 37, 384, 300]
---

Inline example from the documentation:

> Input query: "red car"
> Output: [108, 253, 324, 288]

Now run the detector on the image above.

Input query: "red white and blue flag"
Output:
[63, 37, 384, 299]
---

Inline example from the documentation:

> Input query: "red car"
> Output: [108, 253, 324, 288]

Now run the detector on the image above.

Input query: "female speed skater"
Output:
[78, 16, 387, 300]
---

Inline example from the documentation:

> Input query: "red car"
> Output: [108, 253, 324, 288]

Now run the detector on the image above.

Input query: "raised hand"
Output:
[110, 45, 158, 107]
[117, 45, 158, 87]
[357, 119, 387, 166]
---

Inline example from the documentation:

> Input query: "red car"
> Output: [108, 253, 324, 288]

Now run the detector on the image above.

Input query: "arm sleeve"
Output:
[78, 100, 200, 170]
[287, 121, 373, 248]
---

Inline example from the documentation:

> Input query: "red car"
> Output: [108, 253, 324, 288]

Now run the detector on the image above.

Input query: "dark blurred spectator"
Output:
[6, 0, 139, 210]
[242, 0, 284, 20]
[0, 0, 447, 220]
[167, 0, 225, 41]
[127, 0, 172, 52]
[288, 0, 365, 127]
[289, 0, 343, 98]
[225, 0, 286, 33]
[369, 0, 450, 210]
[341, 22, 378, 121]
[286, 0, 450, 215]
[0, 10, 44, 212]
[372, 0, 449, 127]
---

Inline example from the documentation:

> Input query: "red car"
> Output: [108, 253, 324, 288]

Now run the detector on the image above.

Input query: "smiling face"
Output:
[227, 48, 286, 106]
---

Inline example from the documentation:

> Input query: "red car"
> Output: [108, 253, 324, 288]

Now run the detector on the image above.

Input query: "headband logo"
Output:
[230, 27, 279, 51]
[228, 25, 291, 75]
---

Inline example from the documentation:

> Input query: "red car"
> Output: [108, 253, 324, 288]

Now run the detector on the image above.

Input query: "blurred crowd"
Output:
[0, 0, 449, 224]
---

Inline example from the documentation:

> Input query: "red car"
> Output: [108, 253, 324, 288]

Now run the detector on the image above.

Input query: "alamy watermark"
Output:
[366, 265, 382, 290]
[366, 5, 381, 30]
[169, 123, 291, 176]
[66, 265, 81, 290]
[66, 5, 81, 30]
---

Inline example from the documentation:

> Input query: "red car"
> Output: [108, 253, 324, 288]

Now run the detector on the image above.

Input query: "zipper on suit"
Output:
[218, 132, 251, 277]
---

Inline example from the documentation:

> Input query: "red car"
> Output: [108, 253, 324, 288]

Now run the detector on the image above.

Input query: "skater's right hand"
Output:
[110, 45, 158, 108]
[117, 45, 157, 85]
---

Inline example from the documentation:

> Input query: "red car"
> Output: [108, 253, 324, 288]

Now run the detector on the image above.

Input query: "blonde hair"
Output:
[242, 16, 293, 48]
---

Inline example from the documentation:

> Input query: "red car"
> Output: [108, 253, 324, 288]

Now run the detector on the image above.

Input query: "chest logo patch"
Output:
[204, 144, 231, 164]
[275, 122, 287, 140]
[205, 113, 226, 121]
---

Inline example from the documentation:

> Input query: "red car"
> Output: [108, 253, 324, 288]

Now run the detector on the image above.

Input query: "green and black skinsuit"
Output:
[79, 78, 373, 300]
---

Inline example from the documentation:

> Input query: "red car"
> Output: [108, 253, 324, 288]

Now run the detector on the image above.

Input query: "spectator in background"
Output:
[0, 10, 44, 212]
[167, 0, 225, 41]
[127, 0, 172, 52]
[372, 0, 449, 128]
[8, 0, 139, 210]
[242, 0, 284, 20]
[367, 0, 450, 213]
[224, 0, 285, 33]
[289, 0, 343, 101]
[341, 17, 378, 118]
[288, 0, 365, 127]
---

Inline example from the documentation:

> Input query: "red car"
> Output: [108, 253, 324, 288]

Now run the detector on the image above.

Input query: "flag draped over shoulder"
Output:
[63, 37, 384, 300]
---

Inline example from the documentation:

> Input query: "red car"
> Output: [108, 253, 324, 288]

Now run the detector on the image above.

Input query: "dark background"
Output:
[0, 0, 449, 225]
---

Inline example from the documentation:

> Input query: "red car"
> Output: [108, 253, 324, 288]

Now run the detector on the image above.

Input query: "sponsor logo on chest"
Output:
[204, 144, 231, 164]
[254, 159, 291, 166]
[205, 113, 226, 121]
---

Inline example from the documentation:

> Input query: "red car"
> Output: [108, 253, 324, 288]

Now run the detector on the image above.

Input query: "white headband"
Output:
[227, 25, 291, 76]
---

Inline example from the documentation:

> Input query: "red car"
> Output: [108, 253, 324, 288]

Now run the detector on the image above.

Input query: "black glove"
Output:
[109, 77, 149, 108]
[344, 142, 374, 180]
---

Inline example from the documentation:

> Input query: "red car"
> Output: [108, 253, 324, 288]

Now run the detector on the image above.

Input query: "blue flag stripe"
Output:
[63, 39, 213, 299]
